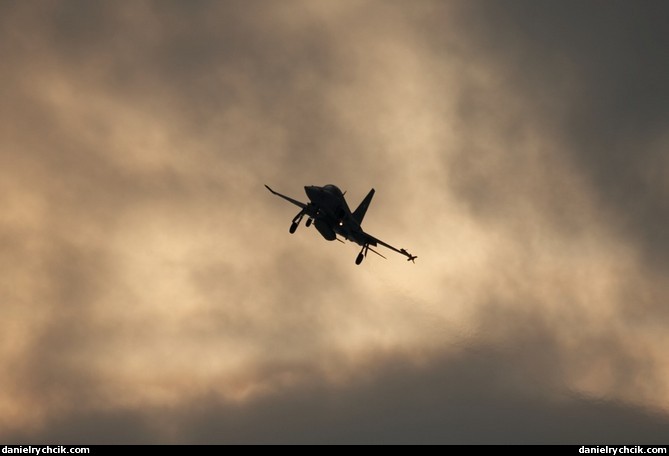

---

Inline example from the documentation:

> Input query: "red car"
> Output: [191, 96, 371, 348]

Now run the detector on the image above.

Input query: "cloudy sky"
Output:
[2, 0, 668, 444]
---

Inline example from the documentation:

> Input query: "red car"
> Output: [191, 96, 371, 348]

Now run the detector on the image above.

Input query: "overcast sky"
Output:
[1, 0, 668, 444]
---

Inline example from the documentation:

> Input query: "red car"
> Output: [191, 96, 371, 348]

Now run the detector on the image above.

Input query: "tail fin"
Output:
[353, 188, 375, 224]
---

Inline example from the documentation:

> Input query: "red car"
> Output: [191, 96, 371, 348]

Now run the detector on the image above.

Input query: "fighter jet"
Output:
[265, 184, 417, 265]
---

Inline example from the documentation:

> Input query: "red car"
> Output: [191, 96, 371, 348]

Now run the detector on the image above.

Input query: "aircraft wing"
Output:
[365, 232, 417, 263]
[265, 185, 307, 209]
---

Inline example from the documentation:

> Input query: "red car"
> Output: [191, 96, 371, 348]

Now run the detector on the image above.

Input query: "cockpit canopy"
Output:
[322, 184, 343, 197]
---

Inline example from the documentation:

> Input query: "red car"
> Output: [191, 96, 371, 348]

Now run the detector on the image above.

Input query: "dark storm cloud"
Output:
[174, 348, 669, 444]
[425, 0, 669, 269]
[36, 0, 359, 178]
[3, 0, 354, 177]
[10, 344, 669, 444]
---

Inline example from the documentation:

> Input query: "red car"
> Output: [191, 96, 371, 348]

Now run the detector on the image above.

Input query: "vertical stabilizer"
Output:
[353, 188, 375, 224]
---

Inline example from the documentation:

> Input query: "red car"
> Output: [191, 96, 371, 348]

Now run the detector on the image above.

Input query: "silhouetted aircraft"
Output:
[265, 184, 417, 265]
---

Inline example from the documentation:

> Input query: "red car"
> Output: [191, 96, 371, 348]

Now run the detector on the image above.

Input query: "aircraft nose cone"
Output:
[304, 185, 321, 202]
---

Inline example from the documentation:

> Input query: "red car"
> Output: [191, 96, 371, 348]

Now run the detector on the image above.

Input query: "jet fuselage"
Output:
[304, 184, 365, 244]
[265, 183, 416, 264]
